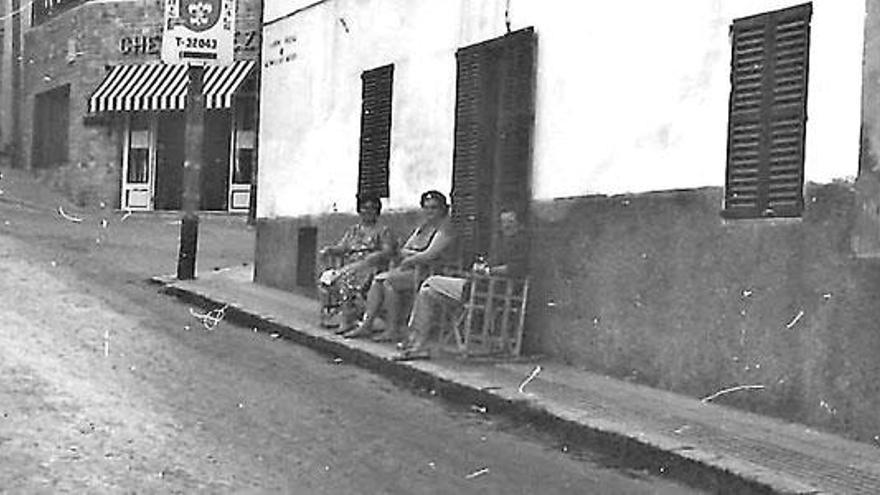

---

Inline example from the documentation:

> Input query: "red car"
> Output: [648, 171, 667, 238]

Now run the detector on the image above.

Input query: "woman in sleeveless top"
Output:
[343, 190, 456, 340]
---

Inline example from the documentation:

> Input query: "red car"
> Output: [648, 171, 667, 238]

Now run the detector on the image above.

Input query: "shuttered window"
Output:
[358, 64, 393, 198]
[452, 45, 493, 263]
[452, 28, 536, 263]
[724, 3, 811, 219]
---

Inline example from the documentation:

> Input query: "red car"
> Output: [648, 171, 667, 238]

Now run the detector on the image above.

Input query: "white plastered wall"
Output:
[259, 0, 466, 217]
[258, 0, 865, 218]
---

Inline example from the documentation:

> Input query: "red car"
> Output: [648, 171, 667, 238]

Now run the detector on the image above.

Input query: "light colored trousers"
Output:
[407, 275, 467, 346]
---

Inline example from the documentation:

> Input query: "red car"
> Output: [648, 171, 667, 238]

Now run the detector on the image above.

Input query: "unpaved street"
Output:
[0, 176, 704, 493]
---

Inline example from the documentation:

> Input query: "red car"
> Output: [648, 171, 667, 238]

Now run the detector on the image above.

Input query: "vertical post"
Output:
[177, 64, 205, 280]
[11, 0, 22, 168]
[248, 0, 264, 225]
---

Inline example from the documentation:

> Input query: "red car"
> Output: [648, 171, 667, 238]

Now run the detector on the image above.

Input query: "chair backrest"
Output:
[459, 273, 529, 357]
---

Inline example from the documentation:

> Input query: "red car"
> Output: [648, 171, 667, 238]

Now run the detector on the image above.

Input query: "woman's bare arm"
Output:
[399, 227, 454, 268]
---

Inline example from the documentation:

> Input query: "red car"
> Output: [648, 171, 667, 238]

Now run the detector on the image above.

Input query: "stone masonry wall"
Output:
[18, 0, 261, 208]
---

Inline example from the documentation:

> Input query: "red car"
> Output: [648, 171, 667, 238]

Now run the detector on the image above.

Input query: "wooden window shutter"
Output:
[724, 3, 811, 219]
[452, 44, 494, 262]
[492, 28, 536, 257]
[452, 27, 536, 263]
[358, 64, 393, 198]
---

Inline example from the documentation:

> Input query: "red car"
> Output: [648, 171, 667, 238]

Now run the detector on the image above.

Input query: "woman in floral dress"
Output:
[318, 195, 395, 332]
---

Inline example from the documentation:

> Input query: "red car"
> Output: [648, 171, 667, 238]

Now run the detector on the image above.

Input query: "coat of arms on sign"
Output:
[181, 0, 221, 32]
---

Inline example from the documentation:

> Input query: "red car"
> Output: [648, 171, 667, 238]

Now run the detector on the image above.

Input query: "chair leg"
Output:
[453, 311, 467, 355]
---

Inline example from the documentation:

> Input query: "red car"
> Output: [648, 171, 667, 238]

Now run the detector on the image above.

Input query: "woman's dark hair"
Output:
[420, 190, 449, 213]
[356, 194, 382, 214]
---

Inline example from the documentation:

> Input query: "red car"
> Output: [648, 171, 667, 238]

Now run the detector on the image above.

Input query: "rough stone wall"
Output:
[22, 1, 160, 175]
[526, 183, 880, 443]
[17, 0, 261, 208]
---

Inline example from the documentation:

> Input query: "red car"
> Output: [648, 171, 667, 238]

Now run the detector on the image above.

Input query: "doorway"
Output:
[154, 113, 185, 210]
[32, 84, 70, 169]
[122, 111, 236, 211]
[121, 114, 154, 210]
[202, 112, 231, 210]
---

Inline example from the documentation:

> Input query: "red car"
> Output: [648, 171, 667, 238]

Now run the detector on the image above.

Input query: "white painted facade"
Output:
[258, 0, 865, 218]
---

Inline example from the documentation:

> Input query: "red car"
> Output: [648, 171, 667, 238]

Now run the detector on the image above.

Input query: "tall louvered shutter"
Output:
[358, 64, 393, 198]
[452, 44, 494, 262]
[724, 3, 811, 218]
[452, 28, 536, 263]
[492, 28, 536, 256]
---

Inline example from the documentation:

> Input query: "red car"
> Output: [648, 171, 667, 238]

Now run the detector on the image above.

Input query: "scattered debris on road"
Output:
[189, 304, 229, 330]
[465, 467, 489, 479]
[518, 365, 542, 394]
[58, 206, 83, 223]
[700, 384, 765, 403]
[786, 310, 804, 329]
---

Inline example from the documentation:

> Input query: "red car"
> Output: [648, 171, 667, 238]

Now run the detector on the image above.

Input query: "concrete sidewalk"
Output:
[152, 267, 880, 494]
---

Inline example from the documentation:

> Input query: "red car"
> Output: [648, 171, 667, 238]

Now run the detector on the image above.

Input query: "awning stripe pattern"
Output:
[88, 61, 255, 113]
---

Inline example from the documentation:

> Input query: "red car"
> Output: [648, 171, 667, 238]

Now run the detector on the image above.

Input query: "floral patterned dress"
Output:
[319, 222, 394, 322]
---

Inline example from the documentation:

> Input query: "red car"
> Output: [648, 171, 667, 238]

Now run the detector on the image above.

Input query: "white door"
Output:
[121, 115, 155, 210]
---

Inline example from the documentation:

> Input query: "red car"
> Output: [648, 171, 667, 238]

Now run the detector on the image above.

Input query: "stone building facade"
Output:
[0, 0, 260, 211]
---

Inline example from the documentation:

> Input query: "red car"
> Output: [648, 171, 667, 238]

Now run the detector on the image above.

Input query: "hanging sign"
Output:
[162, 0, 235, 65]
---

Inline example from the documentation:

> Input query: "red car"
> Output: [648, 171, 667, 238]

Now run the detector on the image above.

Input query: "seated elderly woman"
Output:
[318, 194, 395, 333]
[342, 190, 456, 341]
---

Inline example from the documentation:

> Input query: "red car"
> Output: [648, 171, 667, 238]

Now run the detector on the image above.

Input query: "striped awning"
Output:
[88, 61, 254, 113]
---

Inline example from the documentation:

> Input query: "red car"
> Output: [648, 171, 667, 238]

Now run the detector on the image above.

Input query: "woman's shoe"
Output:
[342, 321, 373, 339]
[335, 313, 359, 335]
[335, 323, 356, 335]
